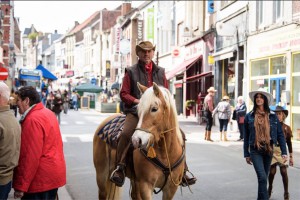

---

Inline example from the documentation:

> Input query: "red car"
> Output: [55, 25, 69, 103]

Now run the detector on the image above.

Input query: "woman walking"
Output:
[243, 88, 287, 200]
[268, 106, 293, 200]
[234, 96, 247, 141]
[212, 95, 231, 141]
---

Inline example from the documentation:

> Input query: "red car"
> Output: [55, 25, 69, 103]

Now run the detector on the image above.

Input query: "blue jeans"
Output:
[219, 119, 229, 131]
[250, 146, 273, 200]
[0, 181, 11, 200]
[73, 101, 78, 110]
[238, 123, 244, 139]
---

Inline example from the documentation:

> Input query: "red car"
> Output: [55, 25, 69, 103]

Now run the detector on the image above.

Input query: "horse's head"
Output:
[132, 82, 182, 149]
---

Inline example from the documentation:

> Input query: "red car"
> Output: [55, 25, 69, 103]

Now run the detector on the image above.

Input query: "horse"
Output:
[93, 82, 185, 199]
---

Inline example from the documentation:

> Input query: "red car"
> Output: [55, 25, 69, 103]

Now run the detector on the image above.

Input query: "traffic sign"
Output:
[0, 66, 9, 80]
[172, 48, 180, 57]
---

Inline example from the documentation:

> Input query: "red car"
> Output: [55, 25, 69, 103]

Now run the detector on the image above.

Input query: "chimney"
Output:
[54, 30, 57, 34]
[121, 2, 131, 16]
[75, 21, 80, 27]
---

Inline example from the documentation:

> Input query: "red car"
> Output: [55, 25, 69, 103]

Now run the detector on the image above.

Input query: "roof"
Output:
[68, 11, 100, 35]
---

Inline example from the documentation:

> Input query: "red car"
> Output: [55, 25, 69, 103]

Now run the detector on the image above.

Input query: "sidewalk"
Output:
[178, 115, 300, 159]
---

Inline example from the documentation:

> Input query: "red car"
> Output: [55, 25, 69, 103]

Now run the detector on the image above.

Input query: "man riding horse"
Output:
[110, 40, 197, 187]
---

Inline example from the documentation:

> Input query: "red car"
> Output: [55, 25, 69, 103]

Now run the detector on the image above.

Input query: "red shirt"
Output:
[120, 62, 169, 106]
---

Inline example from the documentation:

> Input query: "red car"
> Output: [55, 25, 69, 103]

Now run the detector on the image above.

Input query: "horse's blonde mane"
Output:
[138, 85, 183, 145]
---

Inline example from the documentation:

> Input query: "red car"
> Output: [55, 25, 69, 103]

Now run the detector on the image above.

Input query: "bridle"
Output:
[135, 127, 185, 194]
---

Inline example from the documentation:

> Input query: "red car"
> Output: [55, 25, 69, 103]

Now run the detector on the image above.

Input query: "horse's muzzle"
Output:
[132, 129, 152, 149]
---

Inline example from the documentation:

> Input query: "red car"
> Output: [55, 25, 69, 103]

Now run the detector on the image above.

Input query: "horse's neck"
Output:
[157, 128, 182, 158]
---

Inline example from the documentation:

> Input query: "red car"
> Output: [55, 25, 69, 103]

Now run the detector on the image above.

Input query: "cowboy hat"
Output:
[273, 105, 288, 117]
[222, 96, 230, 100]
[249, 88, 273, 105]
[135, 41, 156, 56]
[207, 87, 217, 93]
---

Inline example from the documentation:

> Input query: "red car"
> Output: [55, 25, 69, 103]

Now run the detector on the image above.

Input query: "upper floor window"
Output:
[273, 0, 283, 22]
[256, 1, 264, 27]
[221, 0, 235, 9]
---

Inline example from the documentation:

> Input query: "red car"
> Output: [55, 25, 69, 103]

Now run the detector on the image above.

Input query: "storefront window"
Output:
[292, 76, 300, 106]
[270, 56, 286, 74]
[251, 59, 268, 76]
[292, 113, 300, 140]
[251, 78, 269, 91]
[293, 53, 300, 73]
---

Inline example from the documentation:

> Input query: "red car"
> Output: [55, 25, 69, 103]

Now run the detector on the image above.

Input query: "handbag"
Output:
[232, 110, 236, 120]
[239, 116, 245, 123]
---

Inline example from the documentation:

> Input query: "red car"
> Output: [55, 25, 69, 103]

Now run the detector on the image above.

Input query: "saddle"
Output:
[96, 114, 126, 148]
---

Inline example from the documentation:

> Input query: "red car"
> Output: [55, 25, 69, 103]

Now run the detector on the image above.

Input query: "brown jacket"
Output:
[0, 105, 21, 185]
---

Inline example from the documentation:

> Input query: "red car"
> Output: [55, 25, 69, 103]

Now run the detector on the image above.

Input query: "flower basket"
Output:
[186, 100, 195, 110]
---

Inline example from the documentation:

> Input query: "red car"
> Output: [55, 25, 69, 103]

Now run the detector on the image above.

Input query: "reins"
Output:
[137, 127, 185, 194]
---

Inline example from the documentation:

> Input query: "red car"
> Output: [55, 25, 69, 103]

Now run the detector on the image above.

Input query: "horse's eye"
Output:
[151, 107, 158, 112]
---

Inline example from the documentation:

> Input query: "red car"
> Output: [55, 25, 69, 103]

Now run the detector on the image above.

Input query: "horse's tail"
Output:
[93, 114, 123, 200]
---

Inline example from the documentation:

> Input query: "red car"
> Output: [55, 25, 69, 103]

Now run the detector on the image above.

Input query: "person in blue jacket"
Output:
[243, 88, 287, 200]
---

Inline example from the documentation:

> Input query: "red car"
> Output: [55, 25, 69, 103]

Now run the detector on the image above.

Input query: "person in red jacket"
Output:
[13, 86, 66, 199]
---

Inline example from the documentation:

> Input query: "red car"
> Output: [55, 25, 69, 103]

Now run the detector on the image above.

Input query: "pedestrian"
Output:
[9, 88, 18, 117]
[0, 82, 21, 200]
[52, 93, 63, 125]
[62, 89, 69, 114]
[233, 96, 247, 141]
[13, 86, 66, 199]
[212, 95, 231, 141]
[110, 40, 196, 187]
[71, 91, 78, 111]
[268, 106, 293, 200]
[244, 88, 287, 200]
[203, 86, 217, 142]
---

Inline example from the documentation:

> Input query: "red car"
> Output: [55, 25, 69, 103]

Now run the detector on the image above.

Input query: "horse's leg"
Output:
[134, 181, 153, 200]
[162, 184, 178, 200]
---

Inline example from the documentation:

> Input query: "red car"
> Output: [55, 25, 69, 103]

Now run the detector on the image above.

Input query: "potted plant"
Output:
[186, 100, 195, 110]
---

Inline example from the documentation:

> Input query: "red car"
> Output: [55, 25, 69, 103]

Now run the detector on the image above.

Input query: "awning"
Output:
[166, 54, 202, 80]
[75, 83, 104, 93]
[36, 64, 58, 80]
[212, 47, 236, 61]
[185, 71, 212, 83]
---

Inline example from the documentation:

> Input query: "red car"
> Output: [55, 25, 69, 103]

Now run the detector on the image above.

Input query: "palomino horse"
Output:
[93, 82, 185, 199]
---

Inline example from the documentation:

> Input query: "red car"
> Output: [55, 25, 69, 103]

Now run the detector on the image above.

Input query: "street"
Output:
[61, 109, 300, 200]
[9, 109, 300, 199]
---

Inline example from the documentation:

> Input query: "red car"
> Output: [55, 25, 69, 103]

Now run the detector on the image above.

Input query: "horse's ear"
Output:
[153, 82, 162, 97]
[137, 82, 148, 94]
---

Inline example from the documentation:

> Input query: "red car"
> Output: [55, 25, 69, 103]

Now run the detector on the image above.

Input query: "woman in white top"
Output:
[212, 96, 232, 141]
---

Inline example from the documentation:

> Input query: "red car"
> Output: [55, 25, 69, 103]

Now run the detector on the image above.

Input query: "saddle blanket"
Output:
[97, 114, 125, 148]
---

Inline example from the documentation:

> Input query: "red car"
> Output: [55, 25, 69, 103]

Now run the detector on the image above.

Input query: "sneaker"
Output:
[110, 168, 125, 187]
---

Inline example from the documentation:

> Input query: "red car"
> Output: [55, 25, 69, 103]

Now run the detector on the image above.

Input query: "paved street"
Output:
[8, 109, 300, 199]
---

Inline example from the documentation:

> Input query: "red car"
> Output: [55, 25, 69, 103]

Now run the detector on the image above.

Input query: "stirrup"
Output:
[180, 170, 197, 187]
[110, 165, 125, 187]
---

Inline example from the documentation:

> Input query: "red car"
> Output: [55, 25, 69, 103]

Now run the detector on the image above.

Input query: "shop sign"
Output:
[185, 40, 204, 60]
[208, 55, 214, 65]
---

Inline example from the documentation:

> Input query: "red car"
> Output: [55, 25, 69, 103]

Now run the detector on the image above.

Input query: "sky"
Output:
[14, 1, 144, 35]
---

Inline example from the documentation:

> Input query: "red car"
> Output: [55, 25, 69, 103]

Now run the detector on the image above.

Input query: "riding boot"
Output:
[207, 131, 214, 142]
[224, 131, 228, 141]
[110, 137, 131, 187]
[204, 130, 208, 140]
[180, 129, 197, 187]
[220, 131, 223, 141]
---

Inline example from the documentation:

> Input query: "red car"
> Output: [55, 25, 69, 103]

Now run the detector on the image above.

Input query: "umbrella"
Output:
[111, 82, 120, 90]
[75, 83, 104, 93]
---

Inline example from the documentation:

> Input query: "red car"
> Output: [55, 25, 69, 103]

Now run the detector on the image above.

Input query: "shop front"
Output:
[247, 23, 300, 140]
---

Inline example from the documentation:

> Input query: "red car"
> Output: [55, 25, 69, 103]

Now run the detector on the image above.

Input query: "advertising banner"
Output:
[147, 8, 154, 39]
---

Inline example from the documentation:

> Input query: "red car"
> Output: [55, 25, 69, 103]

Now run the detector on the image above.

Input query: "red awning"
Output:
[186, 71, 212, 81]
[166, 54, 202, 80]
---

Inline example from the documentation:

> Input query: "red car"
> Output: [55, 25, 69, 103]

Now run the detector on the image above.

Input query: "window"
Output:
[273, 0, 283, 22]
[270, 56, 286, 74]
[256, 1, 264, 27]
[251, 59, 269, 76]
[293, 53, 300, 72]
[292, 76, 300, 106]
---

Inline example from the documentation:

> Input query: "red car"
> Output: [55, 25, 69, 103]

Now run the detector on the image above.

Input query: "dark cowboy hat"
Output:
[135, 41, 156, 56]
[273, 105, 288, 117]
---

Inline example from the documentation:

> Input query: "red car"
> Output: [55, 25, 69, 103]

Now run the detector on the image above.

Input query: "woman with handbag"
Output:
[234, 96, 247, 141]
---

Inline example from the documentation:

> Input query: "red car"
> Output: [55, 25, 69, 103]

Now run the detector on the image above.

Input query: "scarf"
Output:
[19, 104, 36, 124]
[254, 110, 272, 153]
[145, 62, 152, 73]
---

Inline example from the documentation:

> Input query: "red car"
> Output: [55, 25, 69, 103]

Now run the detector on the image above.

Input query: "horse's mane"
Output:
[138, 85, 183, 145]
